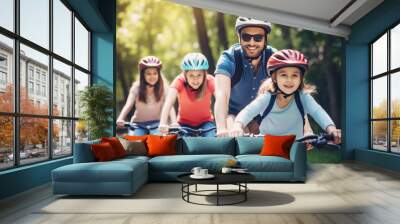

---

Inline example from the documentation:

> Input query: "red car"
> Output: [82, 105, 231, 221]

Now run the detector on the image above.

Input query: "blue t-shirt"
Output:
[214, 43, 276, 115]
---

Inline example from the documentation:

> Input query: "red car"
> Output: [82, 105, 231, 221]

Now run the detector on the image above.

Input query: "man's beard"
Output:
[243, 45, 263, 59]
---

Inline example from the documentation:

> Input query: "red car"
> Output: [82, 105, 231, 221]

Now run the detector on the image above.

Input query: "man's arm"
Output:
[214, 74, 231, 136]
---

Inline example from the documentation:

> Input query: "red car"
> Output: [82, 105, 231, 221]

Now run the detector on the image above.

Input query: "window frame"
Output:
[370, 20, 400, 154]
[0, 0, 92, 171]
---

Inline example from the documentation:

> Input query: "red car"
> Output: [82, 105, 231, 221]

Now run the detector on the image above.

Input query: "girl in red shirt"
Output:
[159, 53, 216, 137]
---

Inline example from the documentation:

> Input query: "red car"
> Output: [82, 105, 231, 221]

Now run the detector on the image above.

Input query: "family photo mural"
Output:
[116, 0, 344, 162]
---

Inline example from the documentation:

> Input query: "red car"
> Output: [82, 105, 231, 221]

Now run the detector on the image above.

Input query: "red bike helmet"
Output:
[138, 56, 162, 71]
[267, 49, 308, 76]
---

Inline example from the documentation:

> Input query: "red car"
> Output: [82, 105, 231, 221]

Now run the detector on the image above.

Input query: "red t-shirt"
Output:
[170, 74, 215, 126]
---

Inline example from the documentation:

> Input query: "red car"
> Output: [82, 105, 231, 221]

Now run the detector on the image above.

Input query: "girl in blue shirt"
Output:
[231, 49, 341, 144]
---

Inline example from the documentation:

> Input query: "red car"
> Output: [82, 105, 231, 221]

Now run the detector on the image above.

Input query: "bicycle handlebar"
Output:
[296, 133, 339, 149]
[168, 126, 216, 137]
[123, 122, 159, 131]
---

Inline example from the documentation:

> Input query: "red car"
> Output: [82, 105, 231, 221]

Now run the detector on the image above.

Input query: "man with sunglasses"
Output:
[214, 17, 276, 136]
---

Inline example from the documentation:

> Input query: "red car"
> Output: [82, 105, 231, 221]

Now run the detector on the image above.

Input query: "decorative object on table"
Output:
[79, 84, 114, 140]
[190, 167, 214, 179]
[225, 159, 240, 168]
[221, 167, 248, 174]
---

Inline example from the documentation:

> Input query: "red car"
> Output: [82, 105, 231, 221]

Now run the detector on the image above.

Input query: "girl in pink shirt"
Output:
[116, 56, 176, 135]
[159, 53, 216, 137]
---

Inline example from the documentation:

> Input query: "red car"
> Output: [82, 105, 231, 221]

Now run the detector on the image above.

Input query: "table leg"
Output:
[217, 184, 219, 206]
[245, 183, 247, 201]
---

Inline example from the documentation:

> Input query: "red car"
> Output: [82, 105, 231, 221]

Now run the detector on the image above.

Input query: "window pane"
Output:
[75, 18, 89, 70]
[0, 0, 14, 31]
[0, 34, 14, 112]
[75, 120, 88, 143]
[372, 33, 387, 76]
[53, 119, 72, 158]
[0, 116, 14, 170]
[372, 121, 388, 151]
[391, 72, 400, 118]
[391, 120, 400, 153]
[74, 69, 89, 118]
[20, 0, 49, 49]
[53, 0, 72, 60]
[20, 44, 49, 115]
[20, 117, 49, 165]
[391, 24, 400, 70]
[53, 59, 72, 117]
[372, 77, 387, 119]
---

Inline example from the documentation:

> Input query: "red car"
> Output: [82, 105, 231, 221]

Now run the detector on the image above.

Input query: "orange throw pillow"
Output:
[101, 137, 127, 158]
[260, 134, 296, 159]
[146, 134, 177, 157]
[91, 142, 117, 161]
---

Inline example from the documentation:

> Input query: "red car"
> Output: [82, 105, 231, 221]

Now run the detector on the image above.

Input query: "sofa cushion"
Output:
[236, 155, 293, 172]
[236, 137, 263, 155]
[178, 137, 235, 155]
[148, 154, 235, 172]
[52, 159, 147, 183]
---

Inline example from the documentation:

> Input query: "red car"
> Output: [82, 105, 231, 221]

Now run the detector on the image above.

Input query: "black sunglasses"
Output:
[241, 33, 264, 42]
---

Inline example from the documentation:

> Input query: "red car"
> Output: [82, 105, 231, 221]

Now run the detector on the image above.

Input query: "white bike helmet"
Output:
[181, 53, 209, 71]
[235, 17, 271, 34]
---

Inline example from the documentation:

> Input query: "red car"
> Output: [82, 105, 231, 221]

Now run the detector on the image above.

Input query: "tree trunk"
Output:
[280, 26, 293, 49]
[216, 12, 228, 50]
[116, 51, 129, 110]
[323, 37, 341, 126]
[193, 7, 215, 74]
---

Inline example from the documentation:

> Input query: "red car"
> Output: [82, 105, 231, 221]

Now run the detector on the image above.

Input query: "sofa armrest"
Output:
[73, 140, 100, 163]
[289, 142, 307, 181]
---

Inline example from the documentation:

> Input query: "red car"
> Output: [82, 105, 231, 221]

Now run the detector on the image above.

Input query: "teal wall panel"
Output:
[345, 0, 400, 171]
[355, 149, 400, 172]
[0, 158, 72, 199]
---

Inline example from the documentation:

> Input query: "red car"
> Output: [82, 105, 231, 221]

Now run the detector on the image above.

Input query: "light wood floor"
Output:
[1, 162, 400, 224]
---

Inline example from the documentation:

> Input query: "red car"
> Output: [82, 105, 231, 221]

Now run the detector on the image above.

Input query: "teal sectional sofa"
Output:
[52, 137, 306, 196]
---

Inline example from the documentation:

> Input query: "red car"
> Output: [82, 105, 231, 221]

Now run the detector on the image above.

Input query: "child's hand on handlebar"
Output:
[303, 131, 315, 151]
[158, 124, 169, 134]
[216, 129, 230, 137]
[170, 122, 180, 128]
[326, 125, 341, 144]
[116, 119, 125, 128]
[229, 122, 245, 137]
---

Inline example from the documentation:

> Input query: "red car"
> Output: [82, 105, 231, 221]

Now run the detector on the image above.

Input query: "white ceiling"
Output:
[169, 0, 384, 38]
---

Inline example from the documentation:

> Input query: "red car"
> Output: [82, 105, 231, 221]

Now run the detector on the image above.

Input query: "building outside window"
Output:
[28, 81, 34, 94]
[370, 23, 400, 154]
[0, 0, 91, 170]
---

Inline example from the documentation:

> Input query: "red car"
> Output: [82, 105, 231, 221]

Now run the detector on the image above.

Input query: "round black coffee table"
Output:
[177, 173, 255, 206]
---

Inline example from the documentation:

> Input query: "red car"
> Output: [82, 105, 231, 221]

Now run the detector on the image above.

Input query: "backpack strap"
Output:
[231, 47, 243, 88]
[259, 94, 277, 122]
[294, 91, 305, 126]
[257, 91, 305, 126]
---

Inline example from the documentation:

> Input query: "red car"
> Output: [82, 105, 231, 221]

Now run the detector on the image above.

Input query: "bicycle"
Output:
[168, 126, 216, 137]
[296, 133, 340, 149]
[115, 122, 160, 135]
